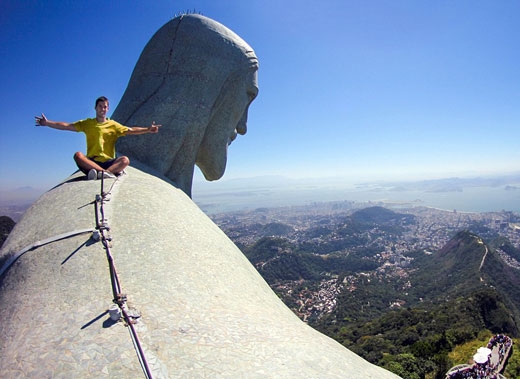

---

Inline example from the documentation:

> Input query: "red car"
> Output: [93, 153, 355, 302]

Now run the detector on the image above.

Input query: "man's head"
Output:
[95, 96, 109, 121]
[95, 96, 109, 108]
[112, 14, 259, 197]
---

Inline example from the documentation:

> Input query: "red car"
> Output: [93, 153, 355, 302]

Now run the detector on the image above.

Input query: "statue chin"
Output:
[196, 144, 228, 181]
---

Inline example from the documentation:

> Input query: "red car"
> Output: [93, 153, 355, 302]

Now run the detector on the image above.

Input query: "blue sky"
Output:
[1, 0, 519, 198]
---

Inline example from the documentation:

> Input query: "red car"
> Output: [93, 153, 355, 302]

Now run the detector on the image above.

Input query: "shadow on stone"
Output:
[102, 316, 119, 329]
[81, 310, 109, 330]
[61, 237, 98, 265]
[49, 171, 88, 192]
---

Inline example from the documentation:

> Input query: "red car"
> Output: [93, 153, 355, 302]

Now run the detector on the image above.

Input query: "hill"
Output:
[0, 216, 15, 248]
[212, 203, 520, 378]
[404, 231, 520, 333]
[316, 230, 520, 377]
[351, 206, 415, 226]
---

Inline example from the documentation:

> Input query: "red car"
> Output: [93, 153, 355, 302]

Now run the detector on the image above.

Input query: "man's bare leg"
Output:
[106, 156, 130, 175]
[74, 152, 105, 173]
[73, 152, 129, 176]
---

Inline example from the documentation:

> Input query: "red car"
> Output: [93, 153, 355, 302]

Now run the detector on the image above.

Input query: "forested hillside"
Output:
[213, 204, 520, 378]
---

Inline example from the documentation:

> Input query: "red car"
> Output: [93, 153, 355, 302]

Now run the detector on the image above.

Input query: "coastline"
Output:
[194, 184, 520, 215]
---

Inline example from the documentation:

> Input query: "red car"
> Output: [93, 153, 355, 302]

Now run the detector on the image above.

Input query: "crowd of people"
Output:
[446, 334, 513, 379]
[487, 334, 513, 366]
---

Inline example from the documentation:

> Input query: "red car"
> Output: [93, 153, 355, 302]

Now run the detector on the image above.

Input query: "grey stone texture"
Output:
[113, 14, 259, 197]
[0, 168, 400, 378]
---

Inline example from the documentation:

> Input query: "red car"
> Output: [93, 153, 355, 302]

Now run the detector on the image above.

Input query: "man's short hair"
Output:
[95, 96, 109, 107]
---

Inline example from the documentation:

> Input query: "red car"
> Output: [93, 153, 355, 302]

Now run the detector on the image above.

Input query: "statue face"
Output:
[113, 15, 260, 196]
[196, 68, 258, 181]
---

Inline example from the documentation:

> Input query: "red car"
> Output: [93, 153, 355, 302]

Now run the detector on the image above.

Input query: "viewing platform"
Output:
[445, 334, 513, 379]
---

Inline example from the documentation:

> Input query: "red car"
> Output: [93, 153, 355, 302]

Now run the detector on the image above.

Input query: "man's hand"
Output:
[35, 113, 48, 126]
[126, 122, 162, 135]
[33, 114, 76, 131]
[148, 121, 161, 133]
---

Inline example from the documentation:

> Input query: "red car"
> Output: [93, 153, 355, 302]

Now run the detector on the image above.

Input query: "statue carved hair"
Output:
[113, 14, 259, 197]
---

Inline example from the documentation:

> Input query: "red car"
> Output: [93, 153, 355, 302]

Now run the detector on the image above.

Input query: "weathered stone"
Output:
[113, 14, 259, 197]
[0, 168, 400, 378]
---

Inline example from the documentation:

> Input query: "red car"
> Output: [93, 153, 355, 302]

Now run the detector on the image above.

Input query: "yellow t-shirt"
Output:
[74, 118, 129, 162]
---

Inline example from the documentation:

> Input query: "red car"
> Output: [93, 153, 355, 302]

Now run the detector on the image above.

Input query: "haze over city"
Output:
[1, 0, 519, 207]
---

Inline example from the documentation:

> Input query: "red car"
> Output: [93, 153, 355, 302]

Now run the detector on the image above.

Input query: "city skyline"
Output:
[1, 1, 519, 200]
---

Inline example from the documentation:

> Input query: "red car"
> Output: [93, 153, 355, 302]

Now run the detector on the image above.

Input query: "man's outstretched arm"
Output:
[126, 121, 161, 135]
[35, 113, 76, 131]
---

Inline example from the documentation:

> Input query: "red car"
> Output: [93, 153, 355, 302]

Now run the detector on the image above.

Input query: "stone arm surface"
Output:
[0, 167, 401, 378]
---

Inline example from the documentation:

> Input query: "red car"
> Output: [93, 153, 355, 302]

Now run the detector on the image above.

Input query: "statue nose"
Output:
[237, 124, 247, 135]
[236, 113, 248, 135]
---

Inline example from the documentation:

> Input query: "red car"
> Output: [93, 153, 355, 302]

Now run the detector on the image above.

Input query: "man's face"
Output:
[95, 101, 109, 119]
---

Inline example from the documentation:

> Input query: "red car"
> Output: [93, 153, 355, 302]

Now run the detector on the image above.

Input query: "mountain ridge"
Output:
[211, 204, 520, 377]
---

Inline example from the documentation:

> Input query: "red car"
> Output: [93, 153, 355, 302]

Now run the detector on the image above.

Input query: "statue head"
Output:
[113, 14, 259, 197]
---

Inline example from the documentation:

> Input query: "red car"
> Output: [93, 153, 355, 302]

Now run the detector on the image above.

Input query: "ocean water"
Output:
[193, 182, 520, 214]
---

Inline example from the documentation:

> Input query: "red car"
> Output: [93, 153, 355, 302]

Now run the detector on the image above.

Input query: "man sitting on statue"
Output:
[35, 96, 160, 180]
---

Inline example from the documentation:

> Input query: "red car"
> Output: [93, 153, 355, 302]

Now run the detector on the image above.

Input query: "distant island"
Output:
[193, 172, 520, 214]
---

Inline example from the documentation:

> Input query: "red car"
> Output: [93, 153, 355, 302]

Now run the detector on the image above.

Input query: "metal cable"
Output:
[95, 172, 153, 379]
[0, 228, 95, 278]
[0, 171, 153, 378]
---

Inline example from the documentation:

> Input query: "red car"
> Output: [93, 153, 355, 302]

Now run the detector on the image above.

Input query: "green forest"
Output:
[235, 207, 520, 379]
[316, 291, 519, 378]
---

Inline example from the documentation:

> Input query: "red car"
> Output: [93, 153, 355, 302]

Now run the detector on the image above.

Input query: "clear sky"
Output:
[1, 0, 519, 197]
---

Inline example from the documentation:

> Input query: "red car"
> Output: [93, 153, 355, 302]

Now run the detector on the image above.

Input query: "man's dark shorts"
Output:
[79, 158, 117, 174]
